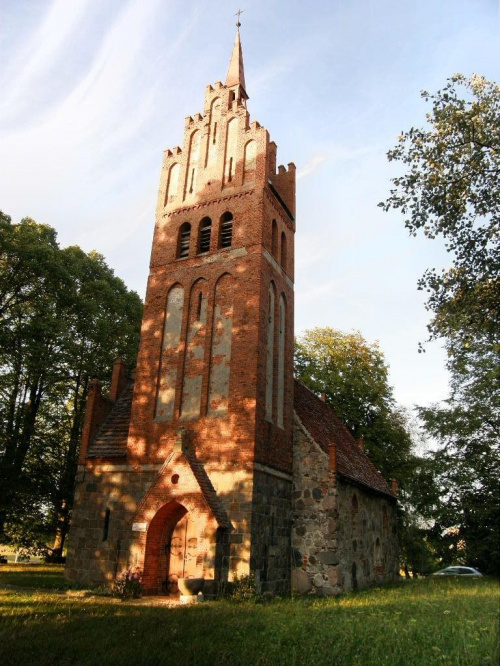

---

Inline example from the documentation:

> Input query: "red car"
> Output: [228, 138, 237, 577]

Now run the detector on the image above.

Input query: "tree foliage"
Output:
[0, 211, 143, 555]
[379, 74, 499, 344]
[381, 74, 500, 574]
[294, 328, 413, 483]
[418, 335, 499, 574]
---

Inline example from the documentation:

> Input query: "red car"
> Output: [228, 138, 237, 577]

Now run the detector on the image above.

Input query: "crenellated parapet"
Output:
[269, 162, 296, 219]
[157, 79, 294, 226]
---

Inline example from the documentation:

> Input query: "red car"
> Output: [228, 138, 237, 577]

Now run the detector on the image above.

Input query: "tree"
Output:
[0, 212, 143, 555]
[295, 328, 412, 482]
[380, 74, 500, 574]
[418, 335, 499, 574]
[379, 74, 499, 345]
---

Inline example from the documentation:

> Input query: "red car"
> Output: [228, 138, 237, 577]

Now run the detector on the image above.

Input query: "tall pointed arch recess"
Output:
[265, 282, 276, 422]
[277, 293, 286, 427]
[165, 163, 180, 205]
[223, 118, 238, 186]
[271, 220, 278, 258]
[206, 97, 221, 166]
[156, 284, 185, 421]
[280, 232, 287, 270]
[180, 278, 209, 420]
[208, 274, 234, 416]
[243, 140, 256, 184]
[184, 130, 201, 198]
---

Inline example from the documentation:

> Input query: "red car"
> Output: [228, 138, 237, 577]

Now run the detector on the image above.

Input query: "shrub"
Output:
[114, 568, 142, 600]
[219, 573, 257, 602]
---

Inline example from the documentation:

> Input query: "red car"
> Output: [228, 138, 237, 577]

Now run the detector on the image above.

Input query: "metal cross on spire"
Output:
[234, 8, 244, 28]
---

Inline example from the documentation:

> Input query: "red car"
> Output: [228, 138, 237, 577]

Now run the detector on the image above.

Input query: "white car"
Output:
[432, 566, 483, 577]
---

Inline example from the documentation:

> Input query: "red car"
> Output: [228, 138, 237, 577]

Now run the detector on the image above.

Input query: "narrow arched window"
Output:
[219, 212, 233, 249]
[271, 220, 278, 258]
[351, 494, 359, 534]
[280, 232, 287, 269]
[103, 508, 110, 542]
[178, 222, 191, 258]
[198, 217, 212, 254]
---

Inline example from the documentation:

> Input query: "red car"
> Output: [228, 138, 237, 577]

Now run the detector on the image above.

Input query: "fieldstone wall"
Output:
[251, 467, 292, 596]
[291, 416, 398, 595]
[291, 417, 341, 595]
[336, 479, 398, 591]
[65, 465, 157, 586]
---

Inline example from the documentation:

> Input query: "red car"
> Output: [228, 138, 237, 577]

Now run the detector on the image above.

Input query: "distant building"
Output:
[65, 26, 398, 597]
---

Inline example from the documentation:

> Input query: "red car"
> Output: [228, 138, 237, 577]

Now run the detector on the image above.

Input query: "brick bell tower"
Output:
[72, 25, 296, 596]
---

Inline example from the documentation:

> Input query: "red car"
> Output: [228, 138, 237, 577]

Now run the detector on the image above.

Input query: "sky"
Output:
[0, 0, 498, 411]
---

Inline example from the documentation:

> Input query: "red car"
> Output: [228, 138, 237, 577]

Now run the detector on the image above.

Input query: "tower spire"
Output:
[225, 12, 248, 100]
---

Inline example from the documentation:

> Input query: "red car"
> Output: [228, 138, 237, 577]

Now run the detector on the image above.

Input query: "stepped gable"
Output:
[294, 380, 395, 499]
[87, 382, 134, 459]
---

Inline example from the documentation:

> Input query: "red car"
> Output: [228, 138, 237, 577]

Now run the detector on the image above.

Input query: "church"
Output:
[65, 26, 398, 597]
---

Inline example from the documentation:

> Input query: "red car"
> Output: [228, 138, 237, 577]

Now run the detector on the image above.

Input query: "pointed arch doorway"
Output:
[142, 500, 200, 595]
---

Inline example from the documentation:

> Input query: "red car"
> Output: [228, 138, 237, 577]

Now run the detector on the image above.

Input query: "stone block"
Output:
[291, 568, 312, 594]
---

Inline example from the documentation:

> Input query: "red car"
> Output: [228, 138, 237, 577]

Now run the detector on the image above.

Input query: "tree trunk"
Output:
[51, 374, 88, 558]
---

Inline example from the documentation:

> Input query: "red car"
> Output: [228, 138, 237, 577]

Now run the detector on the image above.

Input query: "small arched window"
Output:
[178, 222, 191, 258]
[271, 220, 278, 257]
[280, 231, 287, 269]
[219, 212, 233, 249]
[198, 217, 212, 254]
[102, 508, 110, 542]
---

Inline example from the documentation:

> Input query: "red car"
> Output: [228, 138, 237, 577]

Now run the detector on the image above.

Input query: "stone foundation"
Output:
[65, 465, 157, 586]
[251, 467, 292, 596]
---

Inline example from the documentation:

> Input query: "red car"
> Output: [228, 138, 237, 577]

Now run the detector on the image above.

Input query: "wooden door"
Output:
[166, 516, 198, 594]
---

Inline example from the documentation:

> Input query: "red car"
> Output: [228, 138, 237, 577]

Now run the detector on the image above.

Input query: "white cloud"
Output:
[0, 0, 91, 120]
[297, 154, 329, 179]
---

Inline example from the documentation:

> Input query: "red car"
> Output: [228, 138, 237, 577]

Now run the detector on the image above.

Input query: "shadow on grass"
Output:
[0, 578, 498, 666]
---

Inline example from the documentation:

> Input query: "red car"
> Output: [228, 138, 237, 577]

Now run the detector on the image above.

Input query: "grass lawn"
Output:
[0, 565, 498, 665]
[0, 564, 71, 590]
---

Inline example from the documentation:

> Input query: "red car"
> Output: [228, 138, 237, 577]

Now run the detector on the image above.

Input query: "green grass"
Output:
[0, 564, 73, 590]
[0, 567, 498, 665]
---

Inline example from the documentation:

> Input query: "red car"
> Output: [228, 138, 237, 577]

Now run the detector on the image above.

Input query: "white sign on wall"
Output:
[132, 522, 147, 532]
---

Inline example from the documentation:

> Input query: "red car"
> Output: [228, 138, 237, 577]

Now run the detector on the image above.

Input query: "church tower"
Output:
[67, 26, 296, 595]
[125, 25, 296, 594]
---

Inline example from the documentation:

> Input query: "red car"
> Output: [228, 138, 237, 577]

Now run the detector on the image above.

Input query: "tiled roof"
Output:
[87, 382, 134, 458]
[184, 451, 232, 528]
[293, 380, 396, 499]
[85, 377, 395, 499]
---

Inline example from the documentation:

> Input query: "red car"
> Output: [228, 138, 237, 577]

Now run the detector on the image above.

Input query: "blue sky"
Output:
[0, 0, 498, 410]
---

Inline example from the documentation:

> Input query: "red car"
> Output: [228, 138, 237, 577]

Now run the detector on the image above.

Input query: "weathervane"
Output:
[235, 8, 244, 29]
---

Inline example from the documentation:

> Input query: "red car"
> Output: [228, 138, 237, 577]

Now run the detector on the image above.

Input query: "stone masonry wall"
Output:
[291, 416, 398, 595]
[336, 479, 398, 591]
[291, 417, 341, 596]
[251, 468, 292, 596]
[66, 466, 157, 586]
